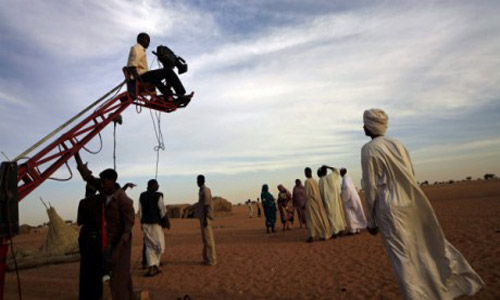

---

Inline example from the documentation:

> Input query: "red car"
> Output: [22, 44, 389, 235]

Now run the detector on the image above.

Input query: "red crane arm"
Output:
[0, 87, 193, 299]
[17, 91, 189, 201]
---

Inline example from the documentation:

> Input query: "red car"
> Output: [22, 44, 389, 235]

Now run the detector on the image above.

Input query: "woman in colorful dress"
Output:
[261, 184, 277, 233]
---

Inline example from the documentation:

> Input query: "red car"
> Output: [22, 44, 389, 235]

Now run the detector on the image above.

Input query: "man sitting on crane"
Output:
[127, 32, 191, 103]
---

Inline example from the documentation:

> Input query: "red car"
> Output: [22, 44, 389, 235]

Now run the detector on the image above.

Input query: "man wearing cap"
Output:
[361, 108, 483, 299]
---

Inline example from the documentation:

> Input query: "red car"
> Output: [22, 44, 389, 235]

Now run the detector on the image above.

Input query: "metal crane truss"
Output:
[16, 91, 191, 201]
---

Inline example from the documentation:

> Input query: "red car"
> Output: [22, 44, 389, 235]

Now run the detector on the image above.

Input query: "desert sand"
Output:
[5, 179, 500, 299]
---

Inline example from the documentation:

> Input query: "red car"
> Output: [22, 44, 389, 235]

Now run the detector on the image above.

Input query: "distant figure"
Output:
[246, 199, 254, 218]
[361, 108, 483, 299]
[139, 179, 167, 277]
[127, 32, 190, 102]
[292, 179, 307, 228]
[75, 152, 135, 300]
[319, 165, 346, 238]
[277, 185, 294, 231]
[196, 175, 217, 266]
[77, 193, 104, 300]
[256, 198, 262, 217]
[339, 168, 367, 234]
[260, 184, 277, 233]
[304, 167, 331, 242]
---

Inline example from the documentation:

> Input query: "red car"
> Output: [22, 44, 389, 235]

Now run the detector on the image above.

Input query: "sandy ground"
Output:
[5, 179, 500, 299]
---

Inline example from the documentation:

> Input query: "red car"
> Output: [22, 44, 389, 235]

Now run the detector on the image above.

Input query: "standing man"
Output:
[246, 199, 254, 218]
[196, 175, 217, 266]
[304, 167, 331, 242]
[339, 168, 367, 234]
[74, 152, 135, 300]
[139, 179, 167, 277]
[361, 108, 483, 299]
[77, 193, 104, 300]
[127, 32, 190, 102]
[319, 165, 347, 238]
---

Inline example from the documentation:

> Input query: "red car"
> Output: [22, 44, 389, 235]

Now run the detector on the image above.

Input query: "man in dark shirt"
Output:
[139, 179, 166, 277]
[77, 194, 104, 300]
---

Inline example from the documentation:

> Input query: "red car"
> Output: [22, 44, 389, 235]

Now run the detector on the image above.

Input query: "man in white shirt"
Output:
[127, 32, 189, 102]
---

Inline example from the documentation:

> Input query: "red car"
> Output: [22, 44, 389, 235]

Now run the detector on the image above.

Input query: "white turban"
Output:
[363, 108, 388, 136]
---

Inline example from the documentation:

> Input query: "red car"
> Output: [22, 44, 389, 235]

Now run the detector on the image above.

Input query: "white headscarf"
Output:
[363, 108, 388, 136]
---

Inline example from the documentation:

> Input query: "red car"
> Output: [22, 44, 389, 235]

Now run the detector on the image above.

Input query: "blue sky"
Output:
[1, 0, 499, 225]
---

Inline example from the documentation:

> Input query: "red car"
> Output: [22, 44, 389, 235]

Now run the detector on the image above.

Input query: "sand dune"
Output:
[5, 180, 500, 299]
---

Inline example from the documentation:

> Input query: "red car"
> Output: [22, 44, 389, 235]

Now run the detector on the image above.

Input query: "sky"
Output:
[1, 0, 499, 225]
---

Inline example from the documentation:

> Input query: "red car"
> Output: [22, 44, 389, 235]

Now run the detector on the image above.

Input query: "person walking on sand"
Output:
[292, 179, 307, 228]
[304, 168, 331, 242]
[361, 108, 484, 299]
[246, 199, 254, 218]
[261, 184, 277, 233]
[319, 165, 347, 238]
[139, 179, 167, 277]
[196, 175, 217, 266]
[340, 168, 367, 234]
[277, 184, 294, 231]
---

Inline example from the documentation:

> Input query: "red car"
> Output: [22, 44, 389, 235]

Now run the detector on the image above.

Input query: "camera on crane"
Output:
[153, 45, 188, 75]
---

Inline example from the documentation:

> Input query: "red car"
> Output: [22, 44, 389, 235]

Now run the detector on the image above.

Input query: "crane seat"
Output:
[122, 67, 157, 98]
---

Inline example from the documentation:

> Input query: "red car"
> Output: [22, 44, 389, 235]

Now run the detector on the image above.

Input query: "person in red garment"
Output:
[74, 152, 135, 300]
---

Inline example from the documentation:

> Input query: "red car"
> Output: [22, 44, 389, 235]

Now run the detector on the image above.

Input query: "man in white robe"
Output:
[304, 167, 331, 242]
[139, 179, 167, 277]
[340, 168, 367, 234]
[361, 108, 483, 299]
[318, 166, 346, 237]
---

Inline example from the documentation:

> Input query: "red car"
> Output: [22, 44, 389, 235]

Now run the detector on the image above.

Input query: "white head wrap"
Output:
[363, 108, 388, 136]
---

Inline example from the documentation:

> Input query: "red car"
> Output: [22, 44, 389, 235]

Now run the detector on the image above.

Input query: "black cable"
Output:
[47, 145, 73, 182]
[80, 133, 103, 155]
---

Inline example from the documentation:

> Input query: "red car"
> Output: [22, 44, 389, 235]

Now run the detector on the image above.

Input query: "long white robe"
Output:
[319, 171, 346, 234]
[361, 136, 483, 300]
[341, 175, 367, 233]
[140, 196, 167, 267]
[305, 178, 331, 240]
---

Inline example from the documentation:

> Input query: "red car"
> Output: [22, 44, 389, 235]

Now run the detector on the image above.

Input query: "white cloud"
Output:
[86, 1, 500, 179]
[0, 0, 218, 59]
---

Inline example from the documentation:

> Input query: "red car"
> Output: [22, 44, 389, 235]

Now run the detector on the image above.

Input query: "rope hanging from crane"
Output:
[150, 109, 165, 180]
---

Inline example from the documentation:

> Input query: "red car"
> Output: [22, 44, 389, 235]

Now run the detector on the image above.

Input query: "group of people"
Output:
[258, 166, 366, 240]
[254, 108, 485, 299]
[76, 150, 216, 300]
[128, 31, 484, 299]
[75, 95, 485, 299]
